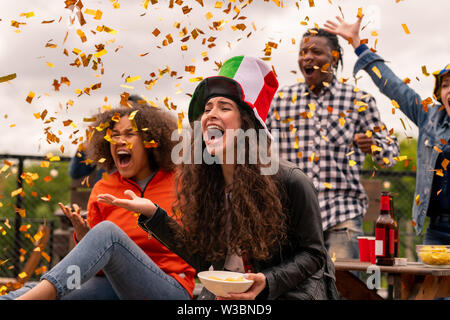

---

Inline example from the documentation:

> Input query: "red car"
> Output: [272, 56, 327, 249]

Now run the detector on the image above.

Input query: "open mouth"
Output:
[117, 150, 132, 167]
[204, 125, 224, 144]
[303, 66, 315, 76]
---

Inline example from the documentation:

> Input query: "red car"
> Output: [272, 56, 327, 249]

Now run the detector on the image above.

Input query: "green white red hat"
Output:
[188, 55, 278, 139]
[433, 63, 450, 104]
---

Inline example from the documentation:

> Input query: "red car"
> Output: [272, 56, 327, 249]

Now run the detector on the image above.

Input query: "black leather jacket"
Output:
[138, 159, 339, 300]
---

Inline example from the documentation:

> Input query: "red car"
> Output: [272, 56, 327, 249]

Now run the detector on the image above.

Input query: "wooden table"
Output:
[333, 259, 450, 300]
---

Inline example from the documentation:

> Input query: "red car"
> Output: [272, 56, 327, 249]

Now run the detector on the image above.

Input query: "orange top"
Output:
[84, 170, 195, 298]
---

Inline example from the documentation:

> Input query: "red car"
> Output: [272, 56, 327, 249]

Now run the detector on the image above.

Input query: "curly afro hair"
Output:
[86, 100, 178, 173]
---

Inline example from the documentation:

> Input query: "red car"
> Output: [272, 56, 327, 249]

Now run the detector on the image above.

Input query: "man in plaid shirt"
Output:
[266, 28, 399, 260]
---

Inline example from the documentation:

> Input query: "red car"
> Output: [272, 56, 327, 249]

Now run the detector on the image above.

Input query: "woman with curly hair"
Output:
[14, 98, 196, 300]
[98, 56, 339, 300]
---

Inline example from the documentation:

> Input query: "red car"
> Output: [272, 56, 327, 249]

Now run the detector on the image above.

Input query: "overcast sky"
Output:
[0, 0, 448, 157]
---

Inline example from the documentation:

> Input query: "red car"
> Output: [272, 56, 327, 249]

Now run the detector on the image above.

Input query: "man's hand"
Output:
[58, 203, 90, 241]
[324, 15, 363, 49]
[354, 133, 376, 154]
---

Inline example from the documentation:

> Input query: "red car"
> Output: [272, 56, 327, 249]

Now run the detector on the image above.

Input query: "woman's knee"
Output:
[89, 221, 123, 240]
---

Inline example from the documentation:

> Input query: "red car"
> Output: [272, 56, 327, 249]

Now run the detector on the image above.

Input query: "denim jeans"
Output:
[3, 221, 190, 300]
[423, 217, 450, 245]
[0, 276, 119, 300]
[324, 215, 364, 260]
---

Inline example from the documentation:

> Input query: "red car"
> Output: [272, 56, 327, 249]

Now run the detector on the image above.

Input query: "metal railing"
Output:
[0, 154, 71, 280]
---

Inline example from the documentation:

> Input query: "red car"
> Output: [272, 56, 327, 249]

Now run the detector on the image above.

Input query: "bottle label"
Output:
[389, 229, 395, 255]
[375, 228, 384, 256]
[380, 195, 390, 211]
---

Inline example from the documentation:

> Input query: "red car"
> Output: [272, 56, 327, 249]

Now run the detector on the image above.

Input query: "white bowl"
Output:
[197, 271, 254, 297]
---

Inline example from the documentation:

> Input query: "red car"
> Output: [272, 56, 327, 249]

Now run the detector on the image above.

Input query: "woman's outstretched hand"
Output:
[58, 203, 90, 242]
[324, 15, 363, 49]
[97, 190, 158, 218]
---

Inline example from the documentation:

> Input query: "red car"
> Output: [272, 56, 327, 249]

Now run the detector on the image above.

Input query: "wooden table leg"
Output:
[414, 275, 439, 300]
[335, 270, 384, 300]
[435, 277, 450, 298]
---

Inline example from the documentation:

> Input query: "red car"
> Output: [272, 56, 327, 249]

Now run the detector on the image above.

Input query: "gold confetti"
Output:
[421, 65, 430, 77]
[372, 66, 382, 78]
[401, 23, 410, 34]
[323, 182, 332, 189]
[76, 29, 87, 42]
[94, 49, 107, 58]
[0, 73, 17, 83]
[433, 146, 443, 153]
[126, 76, 141, 83]
[128, 110, 139, 131]
[26, 91, 35, 104]
[46, 62, 55, 68]
[11, 188, 23, 197]
[349, 160, 357, 167]
[20, 12, 35, 18]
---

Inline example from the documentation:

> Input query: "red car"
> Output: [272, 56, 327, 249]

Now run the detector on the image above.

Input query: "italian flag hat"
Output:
[433, 63, 450, 104]
[188, 55, 279, 139]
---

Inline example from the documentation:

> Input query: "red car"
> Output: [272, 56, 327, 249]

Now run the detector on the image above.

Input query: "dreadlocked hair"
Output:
[302, 28, 344, 71]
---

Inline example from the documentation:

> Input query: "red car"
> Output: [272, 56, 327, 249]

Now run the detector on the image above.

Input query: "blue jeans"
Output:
[4, 221, 190, 300]
[324, 215, 364, 260]
[0, 276, 119, 300]
[423, 217, 450, 245]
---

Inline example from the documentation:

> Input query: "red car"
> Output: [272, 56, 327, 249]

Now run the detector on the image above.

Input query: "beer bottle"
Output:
[375, 192, 395, 266]
[389, 193, 399, 258]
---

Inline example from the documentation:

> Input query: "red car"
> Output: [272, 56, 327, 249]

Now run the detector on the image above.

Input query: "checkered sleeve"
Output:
[357, 94, 400, 167]
[266, 91, 281, 132]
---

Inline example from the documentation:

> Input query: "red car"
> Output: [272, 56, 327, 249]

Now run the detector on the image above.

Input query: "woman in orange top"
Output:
[15, 99, 195, 300]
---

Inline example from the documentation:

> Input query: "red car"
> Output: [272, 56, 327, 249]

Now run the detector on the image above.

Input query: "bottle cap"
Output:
[395, 258, 407, 266]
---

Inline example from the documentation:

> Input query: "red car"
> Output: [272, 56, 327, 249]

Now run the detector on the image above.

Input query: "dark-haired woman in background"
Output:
[265, 28, 399, 261]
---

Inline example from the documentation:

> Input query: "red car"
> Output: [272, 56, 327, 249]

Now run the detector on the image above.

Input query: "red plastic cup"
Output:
[357, 236, 370, 262]
[367, 237, 376, 264]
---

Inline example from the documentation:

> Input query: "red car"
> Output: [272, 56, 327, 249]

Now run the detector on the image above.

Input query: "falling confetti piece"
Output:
[0, 73, 17, 83]
[421, 65, 430, 77]
[126, 75, 141, 83]
[433, 146, 443, 153]
[94, 49, 107, 58]
[442, 159, 449, 170]
[323, 182, 332, 189]
[76, 29, 87, 42]
[11, 188, 23, 197]
[401, 23, 410, 34]
[357, 8, 363, 18]
[26, 91, 35, 104]
[372, 66, 382, 78]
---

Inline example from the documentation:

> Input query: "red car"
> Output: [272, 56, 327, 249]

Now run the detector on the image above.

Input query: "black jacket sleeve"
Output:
[262, 164, 327, 299]
[137, 207, 210, 271]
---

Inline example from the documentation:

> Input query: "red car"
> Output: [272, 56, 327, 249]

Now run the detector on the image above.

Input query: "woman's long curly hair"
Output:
[172, 105, 288, 262]
[85, 99, 178, 173]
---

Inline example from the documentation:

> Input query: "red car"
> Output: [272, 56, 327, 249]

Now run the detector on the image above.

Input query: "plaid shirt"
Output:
[266, 77, 399, 231]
